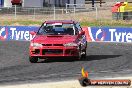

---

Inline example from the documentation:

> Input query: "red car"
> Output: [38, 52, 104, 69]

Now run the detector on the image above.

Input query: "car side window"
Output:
[74, 24, 79, 35]
[75, 23, 82, 33]
[37, 24, 45, 35]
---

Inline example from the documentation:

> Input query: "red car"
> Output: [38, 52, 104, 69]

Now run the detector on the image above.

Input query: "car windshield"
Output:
[37, 23, 76, 35]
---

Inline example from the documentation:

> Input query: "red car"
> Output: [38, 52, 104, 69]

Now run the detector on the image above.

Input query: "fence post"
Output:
[54, 6, 56, 20]
[62, 9, 64, 15]
[15, 5, 17, 19]
[66, 3, 68, 13]
[33, 8, 36, 19]
[74, 5, 76, 17]
[95, 7, 98, 20]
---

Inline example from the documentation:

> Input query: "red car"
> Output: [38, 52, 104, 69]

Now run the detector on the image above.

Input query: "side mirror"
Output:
[30, 31, 36, 35]
[79, 31, 85, 35]
[78, 31, 85, 38]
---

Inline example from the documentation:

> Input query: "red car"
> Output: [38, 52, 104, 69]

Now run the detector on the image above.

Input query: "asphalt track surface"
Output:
[0, 41, 132, 85]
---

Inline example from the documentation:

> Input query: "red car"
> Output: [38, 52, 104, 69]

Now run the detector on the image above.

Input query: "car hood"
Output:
[32, 35, 78, 44]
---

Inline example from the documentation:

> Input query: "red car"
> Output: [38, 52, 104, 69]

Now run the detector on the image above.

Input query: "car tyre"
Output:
[78, 51, 82, 60]
[29, 57, 38, 63]
[81, 49, 87, 59]
[78, 45, 82, 60]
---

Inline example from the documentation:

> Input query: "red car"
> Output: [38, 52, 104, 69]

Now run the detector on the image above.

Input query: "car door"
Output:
[75, 23, 87, 50]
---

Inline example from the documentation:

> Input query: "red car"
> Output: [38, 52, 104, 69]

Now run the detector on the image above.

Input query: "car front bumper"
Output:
[29, 46, 79, 58]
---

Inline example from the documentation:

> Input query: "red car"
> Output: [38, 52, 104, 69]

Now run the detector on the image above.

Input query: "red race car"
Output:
[11, 0, 22, 6]
[29, 20, 87, 63]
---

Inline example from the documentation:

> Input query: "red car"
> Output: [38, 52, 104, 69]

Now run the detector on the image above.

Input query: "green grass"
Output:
[0, 20, 131, 27]
[0, 20, 42, 26]
[80, 20, 132, 27]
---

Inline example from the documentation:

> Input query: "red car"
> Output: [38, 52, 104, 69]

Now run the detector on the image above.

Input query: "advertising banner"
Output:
[0, 26, 132, 43]
[86, 27, 132, 43]
[0, 26, 39, 41]
[0, 0, 1, 5]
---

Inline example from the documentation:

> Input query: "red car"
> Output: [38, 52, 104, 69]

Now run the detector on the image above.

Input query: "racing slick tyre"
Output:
[29, 57, 38, 63]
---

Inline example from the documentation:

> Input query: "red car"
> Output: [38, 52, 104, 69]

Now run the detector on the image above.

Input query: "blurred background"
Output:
[0, 0, 131, 25]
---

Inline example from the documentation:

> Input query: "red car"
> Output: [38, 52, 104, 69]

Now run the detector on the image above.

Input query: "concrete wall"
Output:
[23, 0, 43, 7]
[43, 0, 85, 7]
[68, 0, 85, 8]
[3, 0, 86, 7]
[77, 0, 85, 5]
[4, 0, 12, 7]
[50, 0, 55, 6]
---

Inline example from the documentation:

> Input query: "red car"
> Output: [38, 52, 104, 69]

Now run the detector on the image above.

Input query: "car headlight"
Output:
[31, 43, 42, 47]
[64, 42, 78, 47]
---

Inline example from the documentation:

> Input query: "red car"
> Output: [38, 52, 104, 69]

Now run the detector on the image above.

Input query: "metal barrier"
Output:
[0, 5, 119, 21]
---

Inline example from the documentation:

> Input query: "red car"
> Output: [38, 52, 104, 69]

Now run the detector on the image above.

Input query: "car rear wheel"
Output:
[78, 51, 82, 60]
[29, 57, 38, 63]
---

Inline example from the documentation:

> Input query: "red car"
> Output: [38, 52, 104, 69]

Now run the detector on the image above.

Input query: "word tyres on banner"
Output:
[86, 27, 132, 43]
[0, 26, 39, 41]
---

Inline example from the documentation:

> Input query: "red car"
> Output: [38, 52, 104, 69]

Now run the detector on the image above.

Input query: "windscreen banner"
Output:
[0, 26, 132, 42]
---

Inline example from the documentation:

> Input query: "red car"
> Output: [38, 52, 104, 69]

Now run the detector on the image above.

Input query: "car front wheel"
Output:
[29, 57, 38, 63]
[81, 49, 87, 59]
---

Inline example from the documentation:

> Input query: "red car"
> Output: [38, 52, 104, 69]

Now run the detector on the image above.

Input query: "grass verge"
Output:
[0, 20, 131, 27]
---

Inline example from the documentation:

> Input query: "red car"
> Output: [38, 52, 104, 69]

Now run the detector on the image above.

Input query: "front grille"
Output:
[65, 49, 75, 55]
[53, 44, 63, 46]
[42, 49, 63, 55]
[42, 44, 52, 46]
[42, 44, 63, 46]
